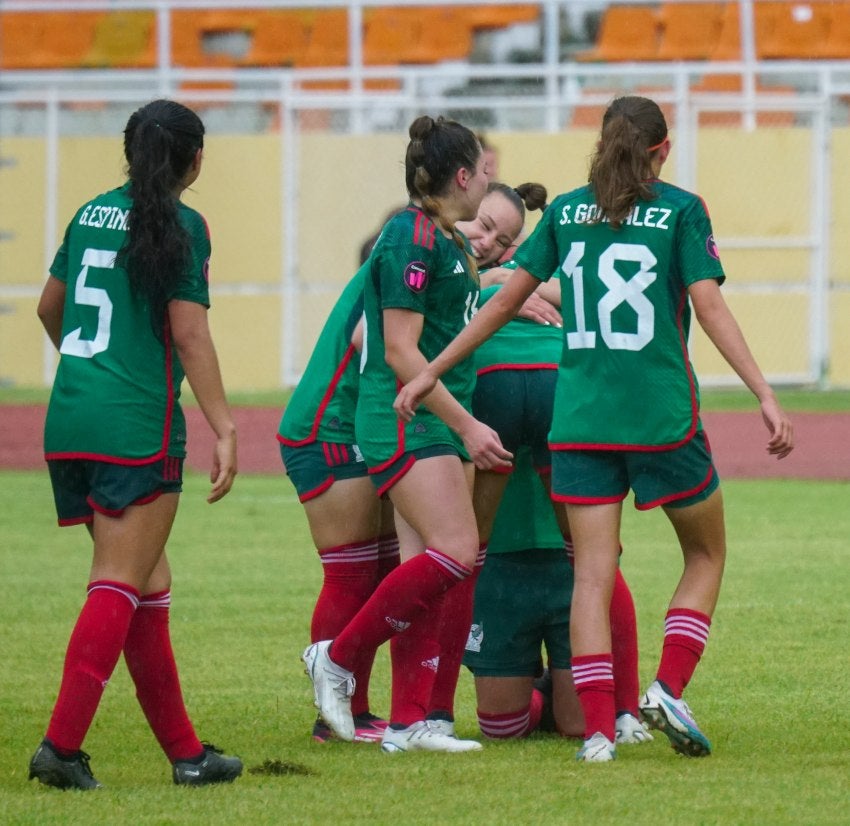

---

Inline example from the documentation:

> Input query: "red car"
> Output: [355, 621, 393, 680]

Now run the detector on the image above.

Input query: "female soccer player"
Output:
[464, 270, 650, 746]
[30, 99, 242, 789]
[394, 95, 794, 762]
[281, 181, 548, 745]
[302, 114, 518, 752]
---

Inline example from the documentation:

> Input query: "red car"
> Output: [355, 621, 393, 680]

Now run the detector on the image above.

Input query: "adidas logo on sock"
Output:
[421, 656, 440, 672]
[385, 615, 412, 633]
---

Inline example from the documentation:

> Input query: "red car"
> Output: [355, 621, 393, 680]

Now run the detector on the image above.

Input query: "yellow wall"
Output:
[0, 126, 843, 389]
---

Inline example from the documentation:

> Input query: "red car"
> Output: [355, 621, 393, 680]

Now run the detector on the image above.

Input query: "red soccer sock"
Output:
[388, 592, 445, 726]
[478, 692, 542, 739]
[123, 590, 203, 762]
[428, 543, 486, 718]
[46, 580, 140, 754]
[610, 567, 640, 717]
[312, 540, 380, 716]
[656, 608, 711, 698]
[330, 549, 471, 674]
[571, 654, 615, 742]
[377, 533, 401, 582]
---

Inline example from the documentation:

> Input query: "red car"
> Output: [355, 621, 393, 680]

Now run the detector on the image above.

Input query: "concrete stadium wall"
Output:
[1, 127, 847, 389]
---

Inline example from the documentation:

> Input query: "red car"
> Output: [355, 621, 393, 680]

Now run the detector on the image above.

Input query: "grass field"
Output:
[1, 470, 848, 824]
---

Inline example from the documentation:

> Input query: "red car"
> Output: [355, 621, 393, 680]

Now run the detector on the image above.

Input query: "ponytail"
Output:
[120, 99, 205, 326]
[588, 96, 667, 229]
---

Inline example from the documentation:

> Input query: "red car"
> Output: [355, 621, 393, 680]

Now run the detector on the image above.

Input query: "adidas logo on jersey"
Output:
[384, 616, 412, 633]
[453, 260, 465, 274]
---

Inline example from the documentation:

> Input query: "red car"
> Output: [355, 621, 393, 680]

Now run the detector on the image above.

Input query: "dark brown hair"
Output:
[120, 99, 205, 326]
[588, 96, 667, 229]
[488, 181, 548, 221]
[405, 114, 482, 277]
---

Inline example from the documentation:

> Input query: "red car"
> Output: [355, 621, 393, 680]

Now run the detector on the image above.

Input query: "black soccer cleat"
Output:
[172, 742, 243, 786]
[28, 739, 102, 791]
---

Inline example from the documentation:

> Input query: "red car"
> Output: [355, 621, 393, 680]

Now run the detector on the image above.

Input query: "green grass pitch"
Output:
[1, 470, 848, 824]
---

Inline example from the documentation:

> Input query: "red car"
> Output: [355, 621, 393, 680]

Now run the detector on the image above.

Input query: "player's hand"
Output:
[458, 419, 513, 471]
[394, 370, 437, 421]
[760, 396, 794, 459]
[517, 291, 562, 327]
[208, 431, 237, 502]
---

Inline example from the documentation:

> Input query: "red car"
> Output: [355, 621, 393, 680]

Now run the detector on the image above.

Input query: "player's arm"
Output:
[383, 307, 512, 470]
[37, 276, 66, 350]
[393, 268, 539, 420]
[689, 278, 793, 459]
[169, 298, 238, 501]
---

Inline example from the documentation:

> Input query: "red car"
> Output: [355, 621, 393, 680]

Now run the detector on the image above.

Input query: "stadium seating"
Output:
[656, 3, 725, 61]
[759, 2, 833, 60]
[84, 11, 156, 69]
[576, 6, 661, 62]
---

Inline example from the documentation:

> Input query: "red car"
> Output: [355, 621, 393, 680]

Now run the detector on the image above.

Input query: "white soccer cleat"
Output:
[615, 712, 654, 744]
[381, 720, 483, 753]
[575, 732, 617, 763]
[302, 641, 356, 742]
[639, 680, 711, 757]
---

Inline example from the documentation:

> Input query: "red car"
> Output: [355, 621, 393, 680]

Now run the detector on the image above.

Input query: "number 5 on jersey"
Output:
[60, 247, 115, 358]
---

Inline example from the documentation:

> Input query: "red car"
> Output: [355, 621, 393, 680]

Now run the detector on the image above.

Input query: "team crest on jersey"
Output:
[403, 261, 428, 293]
[706, 234, 720, 260]
[465, 623, 483, 653]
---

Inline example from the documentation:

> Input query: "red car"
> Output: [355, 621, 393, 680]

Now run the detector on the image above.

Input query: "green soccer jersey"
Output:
[355, 206, 480, 468]
[475, 281, 561, 375]
[513, 180, 726, 449]
[487, 448, 564, 554]
[278, 266, 366, 446]
[44, 183, 210, 463]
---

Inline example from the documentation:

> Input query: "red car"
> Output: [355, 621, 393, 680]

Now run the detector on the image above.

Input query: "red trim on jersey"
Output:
[410, 208, 436, 250]
[277, 343, 356, 447]
[58, 515, 93, 527]
[551, 491, 629, 505]
[299, 476, 334, 503]
[476, 362, 558, 376]
[375, 455, 416, 497]
[45, 450, 164, 465]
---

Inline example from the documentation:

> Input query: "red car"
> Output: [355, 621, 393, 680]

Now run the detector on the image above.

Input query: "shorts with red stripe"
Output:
[280, 440, 368, 503]
[48, 456, 184, 526]
[550, 430, 720, 511]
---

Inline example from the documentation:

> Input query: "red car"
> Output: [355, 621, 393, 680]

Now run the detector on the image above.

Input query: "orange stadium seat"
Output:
[363, 8, 421, 65]
[405, 7, 475, 63]
[759, 2, 832, 59]
[708, 1, 784, 61]
[576, 6, 660, 62]
[0, 11, 98, 69]
[84, 11, 156, 69]
[814, 3, 850, 58]
[656, 3, 725, 61]
[465, 4, 540, 29]
[297, 8, 349, 67]
[243, 9, 313, 67]
[171, 9, 257, 68]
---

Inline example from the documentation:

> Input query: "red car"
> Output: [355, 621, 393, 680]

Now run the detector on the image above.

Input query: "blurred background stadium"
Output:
[1, 0, 848, 391]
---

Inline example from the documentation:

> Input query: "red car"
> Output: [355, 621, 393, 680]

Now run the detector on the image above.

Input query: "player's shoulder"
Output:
[379, 206, 439, 251]
[652, 179, 709, 213]
[177, 201, 211, 241]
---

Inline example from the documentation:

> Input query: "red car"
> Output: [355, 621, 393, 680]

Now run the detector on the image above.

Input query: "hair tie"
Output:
[646, 136, 667, 152]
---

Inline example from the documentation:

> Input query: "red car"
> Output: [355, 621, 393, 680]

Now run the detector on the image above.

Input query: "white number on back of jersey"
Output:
[60, 247, 115, 358]
[562, 242, 657, 351]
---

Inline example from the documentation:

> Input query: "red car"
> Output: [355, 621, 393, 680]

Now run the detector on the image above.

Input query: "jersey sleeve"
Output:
[48, 220, 75, 284]
[171, 207, 211, 307]
[371, 229, 442, 315]
[512, 202, 560, 282]
[676, 196, 726, 288]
